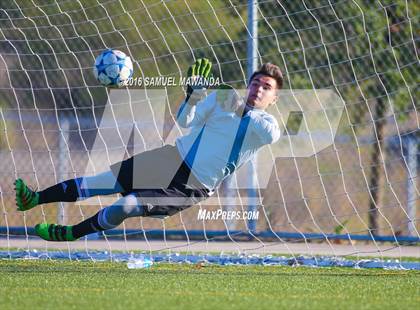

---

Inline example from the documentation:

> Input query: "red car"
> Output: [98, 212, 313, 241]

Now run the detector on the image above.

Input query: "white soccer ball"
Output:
[93, 49, 133, 87]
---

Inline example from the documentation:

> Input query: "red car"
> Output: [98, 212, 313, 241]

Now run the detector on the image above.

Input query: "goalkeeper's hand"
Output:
[185, 58, 212, 105]
[216, 83, 246, 116]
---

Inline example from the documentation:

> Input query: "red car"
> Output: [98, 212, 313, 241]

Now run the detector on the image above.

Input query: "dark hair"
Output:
[248, 63, 283, 89]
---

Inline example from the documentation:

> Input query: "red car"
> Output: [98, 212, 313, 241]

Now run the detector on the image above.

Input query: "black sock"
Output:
[71, 212, 105, 239]
[38, 178, 84, 204]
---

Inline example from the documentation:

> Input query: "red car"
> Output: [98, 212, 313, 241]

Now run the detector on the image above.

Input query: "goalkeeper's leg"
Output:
[35, 194, 144, 241]
[14, 171, 123, 211]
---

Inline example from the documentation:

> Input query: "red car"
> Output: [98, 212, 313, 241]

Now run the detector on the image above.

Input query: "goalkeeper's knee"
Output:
[103, 195, 145, 225]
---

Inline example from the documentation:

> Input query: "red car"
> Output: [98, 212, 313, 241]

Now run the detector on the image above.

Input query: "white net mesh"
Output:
[0, 0, 418, 267]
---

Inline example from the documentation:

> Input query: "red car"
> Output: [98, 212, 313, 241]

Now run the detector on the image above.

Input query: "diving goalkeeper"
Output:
[14, 58, 283, 241]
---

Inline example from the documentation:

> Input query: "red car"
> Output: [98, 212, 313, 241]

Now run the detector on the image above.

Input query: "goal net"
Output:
[0, 0, 418, 268]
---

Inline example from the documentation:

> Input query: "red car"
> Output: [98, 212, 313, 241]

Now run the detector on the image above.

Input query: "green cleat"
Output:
[14, 178, 39, 211]
[35, 223, 77, 242]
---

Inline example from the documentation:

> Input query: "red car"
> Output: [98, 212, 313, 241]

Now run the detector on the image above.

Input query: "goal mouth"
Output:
[1, 1, 418, 269]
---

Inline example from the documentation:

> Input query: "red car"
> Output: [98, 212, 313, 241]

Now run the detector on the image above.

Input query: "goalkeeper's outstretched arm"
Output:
[246, 111, 280, 145]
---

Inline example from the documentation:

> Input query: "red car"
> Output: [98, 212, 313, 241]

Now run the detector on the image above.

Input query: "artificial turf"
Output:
[0, 259, 419, 310]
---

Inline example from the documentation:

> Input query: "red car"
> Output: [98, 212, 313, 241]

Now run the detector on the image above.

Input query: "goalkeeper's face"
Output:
[246, 74, 278, 110]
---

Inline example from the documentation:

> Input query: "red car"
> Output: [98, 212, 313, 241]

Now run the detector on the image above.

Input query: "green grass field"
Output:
[0, 260, 419, 310]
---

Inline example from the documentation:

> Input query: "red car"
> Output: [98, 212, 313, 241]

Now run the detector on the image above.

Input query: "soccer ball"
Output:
[93, 49, 133, 87]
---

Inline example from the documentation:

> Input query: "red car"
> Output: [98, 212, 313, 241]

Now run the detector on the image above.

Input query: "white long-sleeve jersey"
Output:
[175, 91, 280, 191]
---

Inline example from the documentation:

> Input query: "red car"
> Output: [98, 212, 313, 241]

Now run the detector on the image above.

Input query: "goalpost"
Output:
[0, 0, 418, 268]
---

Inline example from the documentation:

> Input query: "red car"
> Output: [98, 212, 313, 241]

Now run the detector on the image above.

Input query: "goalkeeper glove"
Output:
[186, 58, 212, 105]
